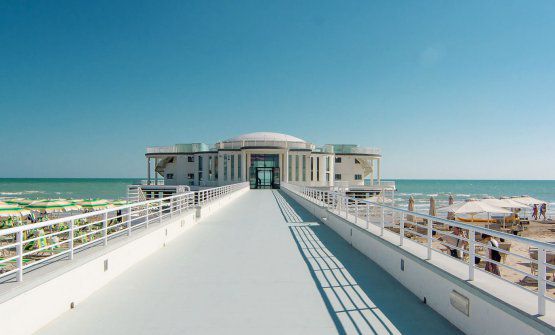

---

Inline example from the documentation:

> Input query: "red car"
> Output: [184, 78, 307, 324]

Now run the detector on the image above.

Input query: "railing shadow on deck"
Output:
[271, 190, 462, 335]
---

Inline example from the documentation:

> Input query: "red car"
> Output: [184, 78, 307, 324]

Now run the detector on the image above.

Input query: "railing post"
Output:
[16, 231, 23, 282]
[146, 202, 150, 229]
[400, 215, 404, 246]
[159, 199, 162, 223]
[69, 219, 75, 260]
[102, 212, 108, 246]
[538, 248, 546, 316]
[366, 202, 369, 229]
[468, 228, 475, 281]
[380, 207, 385, 236]
[127, 206, 132, 236]
[354, 200, 358, 224]
[170, 198, 174, 218]
[426, 218, 432, 260]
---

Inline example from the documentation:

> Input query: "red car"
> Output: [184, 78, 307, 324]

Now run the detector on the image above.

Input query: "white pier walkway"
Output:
[37, 190, 461, 335]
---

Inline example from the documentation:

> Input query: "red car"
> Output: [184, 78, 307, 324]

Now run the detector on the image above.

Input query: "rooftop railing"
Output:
[216, 140, 315, 150]
[0, 182, 248, 283]
[282, 183, 555, 316]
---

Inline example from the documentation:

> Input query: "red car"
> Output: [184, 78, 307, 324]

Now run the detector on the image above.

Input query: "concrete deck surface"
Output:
[37, 190, 461, 335]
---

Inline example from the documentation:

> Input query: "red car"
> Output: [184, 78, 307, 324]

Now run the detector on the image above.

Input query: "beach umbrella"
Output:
[447, 195, 455, 220]
[26, 199, 81, 213]
[407, 196, 415, 222]
[77, 199, 113, 211]
[439, 199, 511, 226]
[110, 199, 129, 207]
[482, 197, 530, 209]
[510, 196, 546, 206]
[429, 197, 436, 216]
[4, 198, 35, 206]
[0, 201, 31, 218]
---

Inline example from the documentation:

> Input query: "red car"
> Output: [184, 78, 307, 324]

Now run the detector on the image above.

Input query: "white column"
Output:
[370, 159, 374, 186]
[377, 158, 381, 185]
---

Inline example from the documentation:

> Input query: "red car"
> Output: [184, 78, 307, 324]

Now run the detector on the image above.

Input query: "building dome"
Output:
[224, 132, 306, 143]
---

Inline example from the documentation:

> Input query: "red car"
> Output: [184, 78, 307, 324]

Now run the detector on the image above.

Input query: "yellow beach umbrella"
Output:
[0, 201, 31, 218]
[110, 199, 129, 207]
[26, 199, 81, 213]
[77, 199, 113, 211]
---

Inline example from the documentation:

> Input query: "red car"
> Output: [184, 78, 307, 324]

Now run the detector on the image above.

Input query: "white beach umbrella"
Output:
[510, 196, 546, 206]
[498, 197, 531, 209]
[440, 199, 511, 215]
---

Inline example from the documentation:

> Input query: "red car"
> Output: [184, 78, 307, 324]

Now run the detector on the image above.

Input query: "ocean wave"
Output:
[455, 194, 470, 197]
[0, 190, 46, 196]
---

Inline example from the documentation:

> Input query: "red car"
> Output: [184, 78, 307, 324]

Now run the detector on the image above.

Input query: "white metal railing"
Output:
[0, 182, 248, 283]
[216, 140, 315, 150]
[145, 146, 179, 154]
[282, 183, 555, 316]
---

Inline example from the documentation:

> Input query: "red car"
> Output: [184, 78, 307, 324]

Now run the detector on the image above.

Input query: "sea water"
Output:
[0, 178, 553, 216]
[0, 178, 141, 200]
[384, 179, 555, 218]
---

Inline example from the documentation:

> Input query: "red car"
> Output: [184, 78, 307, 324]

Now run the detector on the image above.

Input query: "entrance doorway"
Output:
[249, 154, 280, 189]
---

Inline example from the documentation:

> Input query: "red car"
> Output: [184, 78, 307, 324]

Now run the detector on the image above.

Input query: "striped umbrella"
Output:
[0, 201, 31, 218]
[5, 198, 35, 206]
[77, 199, 113, 211]
[110, 199, 128, 207]
[26, 199, 81, 213]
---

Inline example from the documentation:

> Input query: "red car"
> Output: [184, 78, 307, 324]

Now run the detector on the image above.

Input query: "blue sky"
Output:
[1, 1, 554, 179]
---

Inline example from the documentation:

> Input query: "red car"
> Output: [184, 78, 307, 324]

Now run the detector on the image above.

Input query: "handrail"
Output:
[0, 182, 249, 283]
[281, 183, 554, 316]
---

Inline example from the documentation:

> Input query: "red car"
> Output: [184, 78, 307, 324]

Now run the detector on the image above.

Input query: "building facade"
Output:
[145, 132, 382, 190]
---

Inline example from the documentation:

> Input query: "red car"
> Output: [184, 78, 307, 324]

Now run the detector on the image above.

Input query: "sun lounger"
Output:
[528, 247, 555, 278]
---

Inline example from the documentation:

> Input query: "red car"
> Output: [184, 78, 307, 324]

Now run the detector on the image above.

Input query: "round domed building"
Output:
[145, 132, 383, 191]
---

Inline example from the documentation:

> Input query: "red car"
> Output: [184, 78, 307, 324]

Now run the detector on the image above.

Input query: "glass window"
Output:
[295, 155, 299, 181]
[198, 156, 203, 171]
[326, 156, 330, 172]
[335, 157, 341, 163]
[223, 155, 228, 181]
[231, 155, 235, 180]
[288, 155, 292, 181]
[188, 156, 194, 162]
[335, 174, 341, 180]
[166, 173, 173, 179]
[214, 156, 219, 179]
[310, 157, 314, 181]
[199, 171, 203, 182]
[237, 154, 242, 180]
[355, 174, 362, 180]
[302, 155, 306, 182]
[316, 157, 320, 182]
[208, 156, 213, 180]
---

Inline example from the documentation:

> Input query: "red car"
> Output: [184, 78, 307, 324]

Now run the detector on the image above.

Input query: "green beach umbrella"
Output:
[26, 199, 81, 213]
[77, 199, 113, 211]
[5, 198, 35, 206]
[0, 201, 31, 218]
[110, 199, 128, 207]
